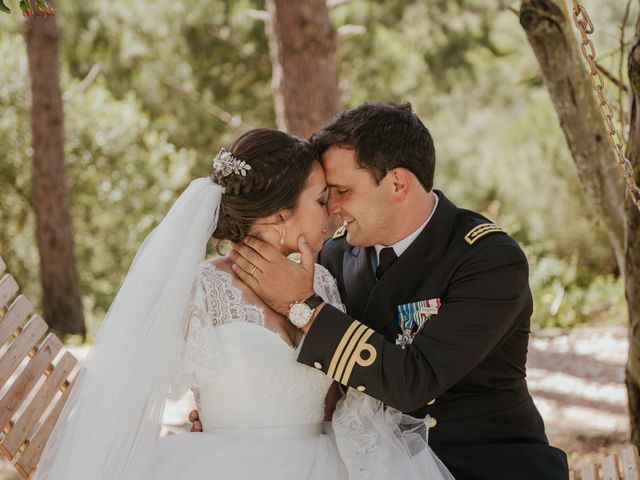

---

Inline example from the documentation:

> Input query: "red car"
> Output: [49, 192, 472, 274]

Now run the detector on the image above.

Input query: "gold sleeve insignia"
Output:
[464, 223, 505, 245]
[332, 225, 347, 239]
[327, 320, 377, 385]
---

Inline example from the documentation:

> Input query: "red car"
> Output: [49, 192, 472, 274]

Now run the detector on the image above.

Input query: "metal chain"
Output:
[572, 0, 640, 212]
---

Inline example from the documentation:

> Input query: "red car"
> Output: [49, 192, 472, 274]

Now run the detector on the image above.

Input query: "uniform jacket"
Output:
[298, 191, 569, 480]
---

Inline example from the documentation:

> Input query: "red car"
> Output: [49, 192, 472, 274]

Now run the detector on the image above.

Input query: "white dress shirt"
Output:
[374, 192, 439, 264]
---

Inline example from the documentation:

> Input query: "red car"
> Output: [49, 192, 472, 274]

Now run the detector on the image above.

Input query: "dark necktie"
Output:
[375, 247, 398, 280]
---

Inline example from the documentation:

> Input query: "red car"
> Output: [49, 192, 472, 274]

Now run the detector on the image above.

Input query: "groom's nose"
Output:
[326, 191, 341, 216]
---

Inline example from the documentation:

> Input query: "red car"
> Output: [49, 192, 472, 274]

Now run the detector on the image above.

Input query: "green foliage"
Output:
[0, 34, 39, 307]
[526, 247, 626, 329]
[0, 0, 54, 17]
[0, 31, 198, 339]
[56, 0, 274, 160]
[0, 0, 633, 336]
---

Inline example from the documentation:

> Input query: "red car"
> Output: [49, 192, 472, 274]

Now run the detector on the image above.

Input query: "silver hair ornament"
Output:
[212, 148, 252, 177]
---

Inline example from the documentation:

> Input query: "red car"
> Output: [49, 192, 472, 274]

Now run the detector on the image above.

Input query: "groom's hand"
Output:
[231, 235, 315, 316]
[189, 409, 202, 432]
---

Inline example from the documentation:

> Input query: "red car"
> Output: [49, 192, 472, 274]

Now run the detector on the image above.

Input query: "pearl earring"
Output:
[280, 222, 286, 247]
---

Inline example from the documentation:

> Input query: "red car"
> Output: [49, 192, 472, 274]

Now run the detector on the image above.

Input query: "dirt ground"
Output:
[526, 325, 630, 473]
[0, 325, 630, 478]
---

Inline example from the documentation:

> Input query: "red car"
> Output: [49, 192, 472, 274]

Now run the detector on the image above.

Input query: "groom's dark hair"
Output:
[310, 102, 435, 191]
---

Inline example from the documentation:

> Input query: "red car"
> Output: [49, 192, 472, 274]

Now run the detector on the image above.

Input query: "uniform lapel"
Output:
[359, 191, 459, 336]
[341, 245, 376, 320]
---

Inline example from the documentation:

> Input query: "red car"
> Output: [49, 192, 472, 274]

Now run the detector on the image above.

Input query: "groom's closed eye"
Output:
[329, 186, 350, 195]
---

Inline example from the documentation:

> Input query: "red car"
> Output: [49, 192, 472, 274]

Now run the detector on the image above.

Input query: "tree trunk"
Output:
[625, 16, 640, 448]
[519, 0, 626, 270]
[520, 0, 640, 447]
[25, 5, 85, 336]
[265, 0, 340, 138]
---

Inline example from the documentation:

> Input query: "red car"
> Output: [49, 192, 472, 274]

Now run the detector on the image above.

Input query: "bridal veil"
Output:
[35, 178, 222, 479]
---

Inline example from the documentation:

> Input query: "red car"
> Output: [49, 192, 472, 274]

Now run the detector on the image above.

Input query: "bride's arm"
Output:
[312, 263, 344, 314]
[323, 381, 343, 421]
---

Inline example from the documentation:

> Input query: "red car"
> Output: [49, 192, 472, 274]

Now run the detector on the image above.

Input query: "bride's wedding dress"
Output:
[142, 261, 454, 480]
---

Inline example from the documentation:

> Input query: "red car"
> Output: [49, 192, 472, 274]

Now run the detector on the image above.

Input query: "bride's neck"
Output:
[247, 226, 292, 256]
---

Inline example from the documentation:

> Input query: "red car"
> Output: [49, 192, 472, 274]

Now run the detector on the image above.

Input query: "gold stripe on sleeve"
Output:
[332, 324, 369, 382]
[340, 328, 377, 384]
[327, 320, 361, 379]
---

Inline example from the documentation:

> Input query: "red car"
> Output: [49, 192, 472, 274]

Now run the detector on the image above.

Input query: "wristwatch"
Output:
[288, 294, 324, 328]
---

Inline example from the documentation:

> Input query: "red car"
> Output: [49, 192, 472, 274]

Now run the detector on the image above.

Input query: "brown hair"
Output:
[310, 102, 436, 192]
[212, 128, 318, 244]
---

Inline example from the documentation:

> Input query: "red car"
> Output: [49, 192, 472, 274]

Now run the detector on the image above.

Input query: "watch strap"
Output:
[303, 294, 324, 310]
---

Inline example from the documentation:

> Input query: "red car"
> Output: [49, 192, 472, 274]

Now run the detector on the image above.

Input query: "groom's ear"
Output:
[388, 168, 411, 203]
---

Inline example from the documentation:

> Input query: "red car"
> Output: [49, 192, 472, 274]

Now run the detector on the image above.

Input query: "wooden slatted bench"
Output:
[570, 445, 640, 480]
[0, 256, 78, 479]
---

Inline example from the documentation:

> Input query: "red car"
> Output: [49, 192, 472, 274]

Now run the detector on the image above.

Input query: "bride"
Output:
[35, 128, 454, 479]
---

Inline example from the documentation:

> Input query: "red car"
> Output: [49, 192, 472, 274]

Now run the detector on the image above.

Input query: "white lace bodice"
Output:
[168, 262, 342, 430]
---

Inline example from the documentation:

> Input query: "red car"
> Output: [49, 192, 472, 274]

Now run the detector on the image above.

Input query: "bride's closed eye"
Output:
[318, 191, 329, 207]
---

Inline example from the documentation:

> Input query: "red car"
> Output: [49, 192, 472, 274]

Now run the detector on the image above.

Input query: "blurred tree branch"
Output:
[164, 77, 246, 128]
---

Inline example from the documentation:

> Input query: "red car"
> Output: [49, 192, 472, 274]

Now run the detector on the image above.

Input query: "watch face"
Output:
[289, 303, 312, 328]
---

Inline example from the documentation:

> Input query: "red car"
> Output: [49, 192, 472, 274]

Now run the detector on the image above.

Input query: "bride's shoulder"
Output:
[195, 257, 234, 286]
[313, 263, 334, 280]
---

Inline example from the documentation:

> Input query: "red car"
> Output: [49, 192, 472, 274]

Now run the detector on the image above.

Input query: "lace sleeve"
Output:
[313, 264, 344, 312]
[167, 267, 215, 400]
[168, 263, 260, 400]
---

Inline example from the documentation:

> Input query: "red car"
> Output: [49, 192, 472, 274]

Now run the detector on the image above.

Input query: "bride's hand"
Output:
[231, 235, 316, 316]
[189, 409, 202, 433]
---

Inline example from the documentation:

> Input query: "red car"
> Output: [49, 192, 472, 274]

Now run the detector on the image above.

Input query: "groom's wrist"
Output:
[288, 294, 323, 329]
[301, 303, 325, 334]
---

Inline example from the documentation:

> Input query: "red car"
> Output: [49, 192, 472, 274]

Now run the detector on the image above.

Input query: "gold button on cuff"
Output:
[427, 417, 437, 428]
[427, 399, 436, 406]
[356, 385, 366, 392]
[314, 362, 323, 370]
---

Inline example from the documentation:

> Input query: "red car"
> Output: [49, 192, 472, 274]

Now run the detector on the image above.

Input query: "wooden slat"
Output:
[582, 462, 599, 480]
[1, 351, 77, 460]
[14, 378, 75, 479]
[603, 453, 622, 480]
[0, 334, 62, 434]
[0, 274, 19, 311]
[622, 445, 640, 480]
[0, 316, 47, 387]
[0, 296, 33, 346]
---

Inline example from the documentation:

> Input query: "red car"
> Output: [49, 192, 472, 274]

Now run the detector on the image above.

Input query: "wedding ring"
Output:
[250, 265, 257, 276]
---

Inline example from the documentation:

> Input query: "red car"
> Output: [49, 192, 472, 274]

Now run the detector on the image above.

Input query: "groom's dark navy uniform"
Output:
[298, 191, 569, 480]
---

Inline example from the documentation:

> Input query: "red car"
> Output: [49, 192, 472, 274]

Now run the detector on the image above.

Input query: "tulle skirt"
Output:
[145, 424, 347, 479]
[142, 393, 455, 480]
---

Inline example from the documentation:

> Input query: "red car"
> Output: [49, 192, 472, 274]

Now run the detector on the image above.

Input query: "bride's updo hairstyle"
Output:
[211, 128, 318, 244]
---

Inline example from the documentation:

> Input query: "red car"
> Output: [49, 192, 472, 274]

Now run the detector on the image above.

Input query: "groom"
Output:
[212, 103, 568, 479]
